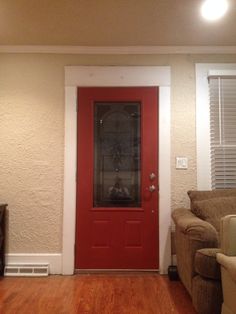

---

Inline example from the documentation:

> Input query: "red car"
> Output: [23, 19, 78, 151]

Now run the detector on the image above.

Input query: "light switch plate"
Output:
[176, 157, 188, 169]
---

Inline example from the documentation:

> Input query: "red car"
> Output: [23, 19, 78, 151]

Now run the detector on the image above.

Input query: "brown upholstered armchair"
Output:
[172, 189, 236, 314]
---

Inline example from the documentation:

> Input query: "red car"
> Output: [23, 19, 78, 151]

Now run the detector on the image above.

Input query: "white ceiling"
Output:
[0, 0, 235, 46]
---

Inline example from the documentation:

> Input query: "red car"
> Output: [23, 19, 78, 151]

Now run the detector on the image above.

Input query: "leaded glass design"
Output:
[94, 102, 141, 207]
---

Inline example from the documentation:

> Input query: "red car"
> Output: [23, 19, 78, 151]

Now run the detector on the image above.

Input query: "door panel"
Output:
[76, 87, 159, 269]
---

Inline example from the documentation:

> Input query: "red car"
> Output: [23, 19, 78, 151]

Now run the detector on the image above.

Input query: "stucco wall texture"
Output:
[0, 53, 236, 253]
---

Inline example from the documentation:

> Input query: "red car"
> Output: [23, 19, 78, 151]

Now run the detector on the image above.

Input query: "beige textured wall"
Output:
[1, 53, 236, 253]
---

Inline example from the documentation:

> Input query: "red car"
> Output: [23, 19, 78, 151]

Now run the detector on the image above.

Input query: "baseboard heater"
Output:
[4, 264, 49, 277]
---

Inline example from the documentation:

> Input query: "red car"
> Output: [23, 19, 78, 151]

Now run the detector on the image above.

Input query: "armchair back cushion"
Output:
[191, 197, 236, 233]
[188, 189, 236, 210]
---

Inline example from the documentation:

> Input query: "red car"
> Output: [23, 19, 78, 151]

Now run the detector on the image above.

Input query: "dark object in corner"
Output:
[0, 204, 6, 276]
[168, 265, 179, 281]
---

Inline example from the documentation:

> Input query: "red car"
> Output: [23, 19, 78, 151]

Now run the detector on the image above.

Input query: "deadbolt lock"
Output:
[149, 172, 156, 180]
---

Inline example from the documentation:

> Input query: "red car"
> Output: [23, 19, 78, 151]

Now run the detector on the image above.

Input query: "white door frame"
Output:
[63, 66, 171, 274]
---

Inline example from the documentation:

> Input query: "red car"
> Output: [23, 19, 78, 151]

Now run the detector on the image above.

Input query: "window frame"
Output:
[196, 64, 236, 190]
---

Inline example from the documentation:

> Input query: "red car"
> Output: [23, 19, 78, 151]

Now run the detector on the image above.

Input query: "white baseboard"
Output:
[5, 253, 62, 275]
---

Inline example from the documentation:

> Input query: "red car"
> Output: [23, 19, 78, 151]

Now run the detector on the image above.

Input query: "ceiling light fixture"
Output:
[201, 0, 229, 21]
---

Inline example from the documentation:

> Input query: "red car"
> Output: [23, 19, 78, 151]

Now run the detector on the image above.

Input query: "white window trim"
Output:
[63, 66, 171, 275]
[196, 64, 236, 190]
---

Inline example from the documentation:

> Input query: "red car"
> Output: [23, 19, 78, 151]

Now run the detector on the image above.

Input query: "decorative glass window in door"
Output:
[94, 102, 141, 207]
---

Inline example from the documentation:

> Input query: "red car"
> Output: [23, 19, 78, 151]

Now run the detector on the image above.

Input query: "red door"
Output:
[76, 87, 159, 269]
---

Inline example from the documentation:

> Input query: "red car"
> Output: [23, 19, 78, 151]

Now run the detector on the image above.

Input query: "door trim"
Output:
[63, 66, 171, 275]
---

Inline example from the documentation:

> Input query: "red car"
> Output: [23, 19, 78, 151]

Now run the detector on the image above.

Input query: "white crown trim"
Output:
[0, 45, 236, 54]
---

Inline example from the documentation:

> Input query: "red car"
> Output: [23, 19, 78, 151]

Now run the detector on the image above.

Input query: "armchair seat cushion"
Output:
[195, 248, 222, 280]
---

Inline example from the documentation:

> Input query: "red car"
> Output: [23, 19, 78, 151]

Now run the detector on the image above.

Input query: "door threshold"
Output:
[74, 269, 159, 275]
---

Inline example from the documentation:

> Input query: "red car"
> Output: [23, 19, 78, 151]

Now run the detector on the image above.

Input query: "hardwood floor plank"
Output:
[0, 274, 197, 314]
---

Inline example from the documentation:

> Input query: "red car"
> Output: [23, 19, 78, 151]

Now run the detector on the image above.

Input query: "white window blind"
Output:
[209, 76, 236, 189]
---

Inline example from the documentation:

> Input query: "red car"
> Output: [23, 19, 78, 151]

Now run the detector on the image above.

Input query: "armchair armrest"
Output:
[217, 254, 236, 282]
[172, 208, 218, 244]
[217, 215, 236, 281]
[172, 208, 219, 295]
[220, 215, 236, 256]
[216, 216, 236, 314]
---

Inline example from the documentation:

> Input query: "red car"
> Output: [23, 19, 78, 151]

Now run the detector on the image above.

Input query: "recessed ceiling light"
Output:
[201, 0, 229, 21]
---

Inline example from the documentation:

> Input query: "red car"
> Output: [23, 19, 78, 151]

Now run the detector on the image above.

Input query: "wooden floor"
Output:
[0, 274, 197, 314]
